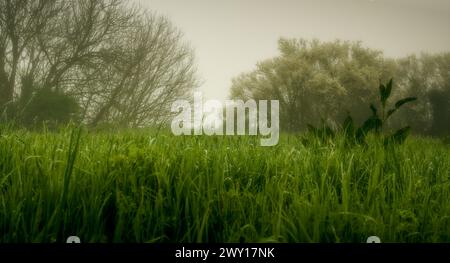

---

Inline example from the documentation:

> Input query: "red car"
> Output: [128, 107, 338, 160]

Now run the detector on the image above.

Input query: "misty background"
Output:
[137, 0, 450, 101]
[0, 0, 449, 135]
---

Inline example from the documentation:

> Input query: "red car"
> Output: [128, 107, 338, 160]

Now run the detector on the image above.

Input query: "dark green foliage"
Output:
[308, 79, 417, 146]
[359, 116, 383, 135]
[379, 79, 393, 108]
[20, 88, 80, 129]
[428, 89, 450, 136]
[442, 136, 450, 145]
[384, 127, 411, 146]
[367, 79, 416, 144]
[386, 97, 418, 119]
[350, 79, 416, 145]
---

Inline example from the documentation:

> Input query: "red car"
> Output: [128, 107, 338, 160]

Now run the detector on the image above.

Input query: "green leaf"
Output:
[380, 79, 393, 106]
[395, 97, 417, 109]
[361, 116, 382, 134]
[370, 104, 378, 116]
[384, 126, 411, 146]
[387, 108, 397, 119]
[355, 117, 382, 144]
[385, 78, 393, 99]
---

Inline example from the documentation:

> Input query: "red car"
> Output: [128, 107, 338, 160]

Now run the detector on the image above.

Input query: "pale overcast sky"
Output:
[134, 0, 450, 101]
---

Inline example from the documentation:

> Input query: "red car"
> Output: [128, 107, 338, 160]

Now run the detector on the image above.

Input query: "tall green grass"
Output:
[0, 125, 449, 243]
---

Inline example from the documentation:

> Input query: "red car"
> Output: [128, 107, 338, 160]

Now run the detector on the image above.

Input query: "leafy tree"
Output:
[231, 38, 396, 132]
[428, 88, 450, 136]
[428, 53, 450, 136]
[394, 53, 450, 135]
[231, 38, 450, 136]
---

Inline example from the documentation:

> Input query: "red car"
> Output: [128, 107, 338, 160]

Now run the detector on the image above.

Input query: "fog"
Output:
[136, 0, 450, 101]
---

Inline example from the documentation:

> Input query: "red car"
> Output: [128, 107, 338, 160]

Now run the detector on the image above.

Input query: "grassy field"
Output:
[0, 126, 449, 243]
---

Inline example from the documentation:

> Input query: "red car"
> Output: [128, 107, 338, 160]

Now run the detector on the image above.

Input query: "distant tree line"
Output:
[2, 1, 448, 136]
[0, 0, 197, 128]
[231, 39, 450, 136]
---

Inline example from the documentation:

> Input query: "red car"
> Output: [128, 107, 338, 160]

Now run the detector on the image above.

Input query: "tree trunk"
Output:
[0, 48, 13, 110]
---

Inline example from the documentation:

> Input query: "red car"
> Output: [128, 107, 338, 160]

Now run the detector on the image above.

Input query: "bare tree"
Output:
[87, 13, 197, 127]
[0, 0, 62, 110]
[0, 0, 198, 127]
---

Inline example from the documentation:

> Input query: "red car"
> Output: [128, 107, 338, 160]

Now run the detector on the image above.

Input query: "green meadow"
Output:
[0, 126, 449, 243]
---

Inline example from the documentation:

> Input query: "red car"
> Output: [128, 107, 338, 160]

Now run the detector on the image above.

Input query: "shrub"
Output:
[21, 88, 80, 129]
[308, 79, 417, 146]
